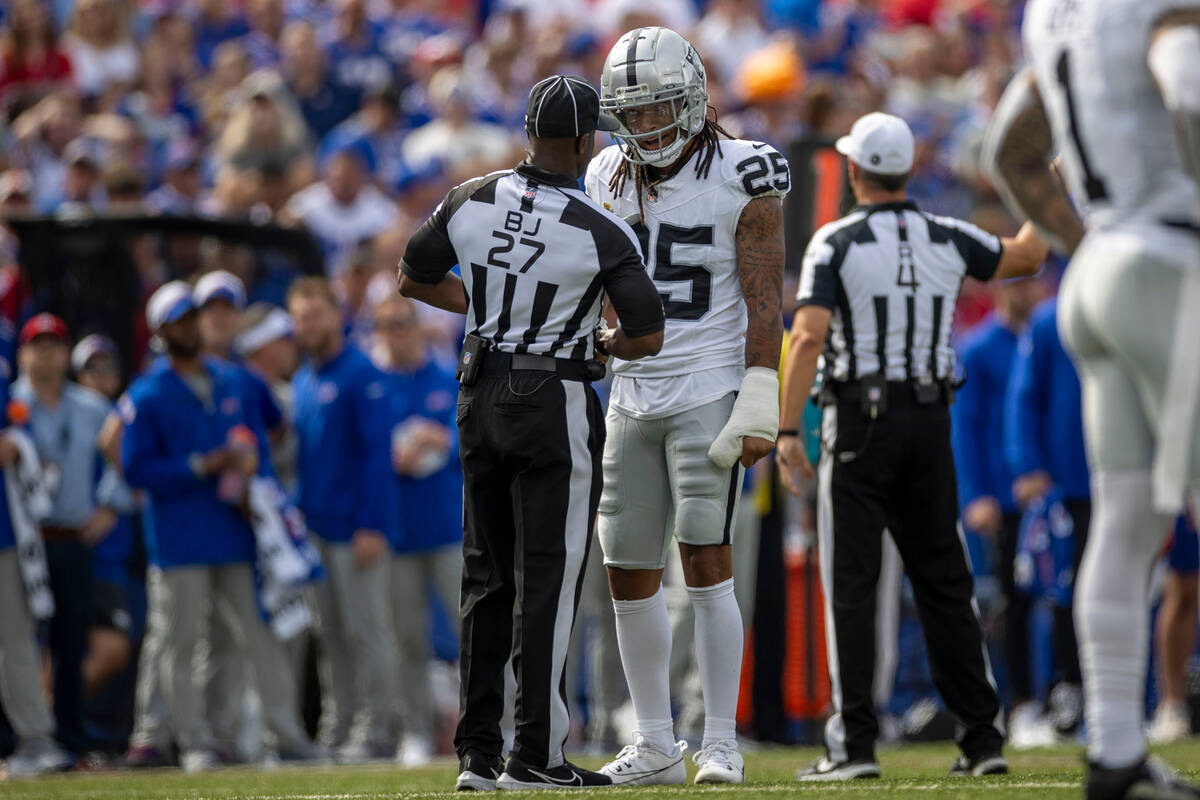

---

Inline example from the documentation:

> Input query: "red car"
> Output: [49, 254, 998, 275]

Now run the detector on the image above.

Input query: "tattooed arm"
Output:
[705, 195, 786, 470]
[982, 68, 1086, 257]
[735, 196, 785, 369]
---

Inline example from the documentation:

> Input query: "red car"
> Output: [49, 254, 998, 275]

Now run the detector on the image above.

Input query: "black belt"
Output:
[820, 377, 955, 408]
[479, 351, 604, 382]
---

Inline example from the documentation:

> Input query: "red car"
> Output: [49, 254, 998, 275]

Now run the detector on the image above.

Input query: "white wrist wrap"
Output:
[707, 367, 780, 469]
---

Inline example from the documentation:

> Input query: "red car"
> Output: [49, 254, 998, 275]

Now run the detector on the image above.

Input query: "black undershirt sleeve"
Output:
[399, 194, 457, 285]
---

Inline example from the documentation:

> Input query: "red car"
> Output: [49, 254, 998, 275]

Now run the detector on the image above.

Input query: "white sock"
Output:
[1076, 471, 1172, 768]
[687, 578, 742, 749]
[613, 589, 675, 754]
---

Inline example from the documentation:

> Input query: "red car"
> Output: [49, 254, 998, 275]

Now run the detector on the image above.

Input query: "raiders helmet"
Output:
[600, 27, 709, 167]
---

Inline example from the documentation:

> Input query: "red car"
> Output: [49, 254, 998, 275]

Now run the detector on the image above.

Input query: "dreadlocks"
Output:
[607, 105, 734, 222]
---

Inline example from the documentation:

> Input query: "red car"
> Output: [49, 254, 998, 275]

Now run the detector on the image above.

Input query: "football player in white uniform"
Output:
[984, 1, 1200, 797]
[584, 27, 787, 786]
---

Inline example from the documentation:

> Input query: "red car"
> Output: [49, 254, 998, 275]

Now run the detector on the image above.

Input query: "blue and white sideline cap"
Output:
[71, 334, 118, 373]
[835, 112, 915, 176]
[194, 270, 247, 309]
[146, 281, 197, 330]
[234, 307, 292, 357]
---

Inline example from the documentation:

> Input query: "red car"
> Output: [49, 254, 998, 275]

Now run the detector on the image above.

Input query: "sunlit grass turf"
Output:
[4, 740, 1200, 799]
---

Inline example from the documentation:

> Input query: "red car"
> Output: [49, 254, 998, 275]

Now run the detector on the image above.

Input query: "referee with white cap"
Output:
[775, 112, 1049, 781]
[398, 74, 665, 791]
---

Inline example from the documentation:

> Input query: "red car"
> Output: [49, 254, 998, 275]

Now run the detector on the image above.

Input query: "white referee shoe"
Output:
[693, 740, 745, 784]
[599, 735, 687, 786]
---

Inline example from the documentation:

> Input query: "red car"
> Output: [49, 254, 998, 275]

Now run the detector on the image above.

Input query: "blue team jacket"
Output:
[384, 359, 463, 554]
[119, 358, 259, 568]
[292, 345, 391, 542]
[151, 353, 281, 469]
[1004, 299, 1090, 501]
[952, 313, 1020, 513]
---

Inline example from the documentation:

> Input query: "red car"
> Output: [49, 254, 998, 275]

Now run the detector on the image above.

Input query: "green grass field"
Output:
[4, 740, 1200, 800]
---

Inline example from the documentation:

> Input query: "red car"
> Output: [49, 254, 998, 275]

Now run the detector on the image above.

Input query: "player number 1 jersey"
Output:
[584, 139, 790, 383]
[1023, 0, 1200, 231]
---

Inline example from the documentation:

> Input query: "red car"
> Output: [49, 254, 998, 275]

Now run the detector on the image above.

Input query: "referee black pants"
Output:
[817, 391, 1003, 763]
[453, 370, 604, 769]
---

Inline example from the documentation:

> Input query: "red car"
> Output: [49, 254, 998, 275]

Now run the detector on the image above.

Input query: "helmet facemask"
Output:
[602, 83, 708, 168]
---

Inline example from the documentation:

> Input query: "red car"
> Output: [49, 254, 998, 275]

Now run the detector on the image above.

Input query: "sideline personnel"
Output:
[399, 74, 665, 791]
[775, 112, 1048, 781]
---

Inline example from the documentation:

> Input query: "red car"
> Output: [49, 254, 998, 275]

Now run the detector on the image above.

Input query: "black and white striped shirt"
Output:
[401, 161, 665, 360]
[796, 201, 1002, 382]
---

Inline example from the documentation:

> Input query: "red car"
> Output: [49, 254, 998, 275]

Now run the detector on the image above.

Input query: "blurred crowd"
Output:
[0, 0, 1196, 779]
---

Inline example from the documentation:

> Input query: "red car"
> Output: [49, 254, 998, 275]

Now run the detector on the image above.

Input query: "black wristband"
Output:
[777, 429, 799, 438]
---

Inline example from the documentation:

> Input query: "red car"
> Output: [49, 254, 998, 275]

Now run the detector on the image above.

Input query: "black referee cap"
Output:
[525, 75, 619, 139]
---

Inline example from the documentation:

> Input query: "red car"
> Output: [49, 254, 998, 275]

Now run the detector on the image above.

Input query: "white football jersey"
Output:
[585, 139, 790, 416]
[1023, 0, 1200, 230]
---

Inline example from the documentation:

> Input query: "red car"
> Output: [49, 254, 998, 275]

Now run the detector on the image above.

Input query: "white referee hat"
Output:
[836, 112, 915, 176]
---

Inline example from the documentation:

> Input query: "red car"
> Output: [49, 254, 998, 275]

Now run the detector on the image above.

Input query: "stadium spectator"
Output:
[693, 0, 769, 92]
[13, 314, 115, 757]
[242, 0, 286, 70]
[120, 282, 315, 772]
[137, 5, 199, 91]
[372, 294, 461, 767]
[0, 318, 74, 776]
[192, 0, 250, 71]
[288, 276, 396, 761]
[400, 67, 517, 179]
[322, 0, 394, 105]
[213, 71, 314, 197]
[953, 277, 1048, 748]
[234, 303, 299, 491]
[56, 137, 105, 212]
[197, 40, 251, 134]
[10, 93, 84, 213]
[63, 0, 138, 101]
[70, 334, 137, 706]
[334, 241, 378, 349]
[145, 141, 206, 215]
[317, 83, 406, 185]
[280, 21, 357, 142]
[1004, 294, 1090, 734]
[285, 144, 397, 273]
[0, 0, 73, 110]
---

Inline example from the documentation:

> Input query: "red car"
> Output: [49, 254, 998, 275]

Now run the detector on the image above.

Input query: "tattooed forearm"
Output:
[735, 196, 785, 370]
[983, 70, 1086, 256]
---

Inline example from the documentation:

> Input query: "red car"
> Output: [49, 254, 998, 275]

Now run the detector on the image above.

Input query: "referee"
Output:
[398, 75, 665, 791]
[775, 112, 1048, 781]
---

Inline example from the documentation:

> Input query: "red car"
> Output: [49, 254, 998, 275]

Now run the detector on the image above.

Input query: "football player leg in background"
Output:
[584, 27, 787, 786]
[984, 5, 1200, 795]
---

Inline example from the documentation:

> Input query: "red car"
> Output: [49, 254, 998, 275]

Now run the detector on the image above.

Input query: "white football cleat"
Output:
[693, 740, 744, 784]
[600, 735, 686, 786]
